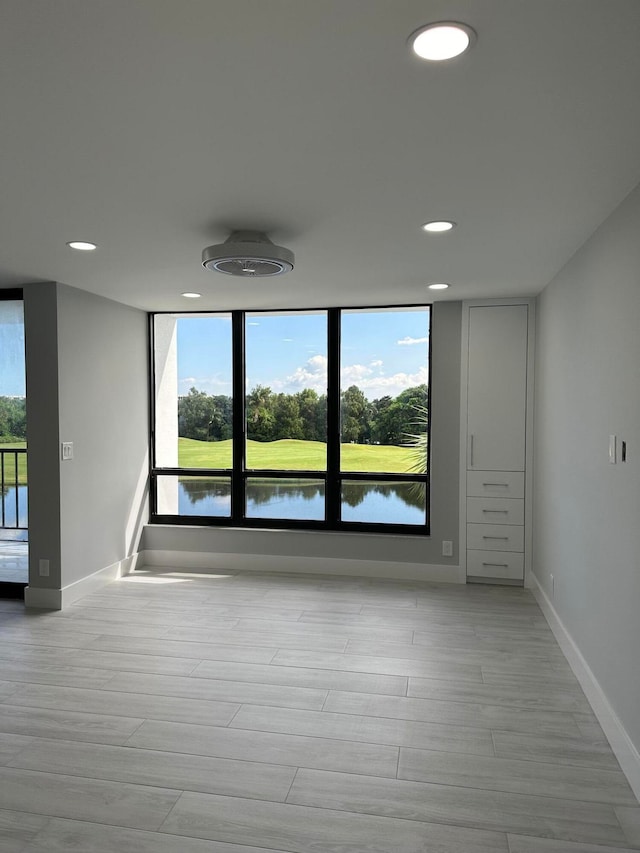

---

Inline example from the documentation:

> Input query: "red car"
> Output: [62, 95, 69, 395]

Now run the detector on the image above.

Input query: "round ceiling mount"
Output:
[202, 231, 294, 277]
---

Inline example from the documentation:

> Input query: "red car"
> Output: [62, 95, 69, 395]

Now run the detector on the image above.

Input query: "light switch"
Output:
[609, 435, 616, 464]
[61, 441, 74, 461]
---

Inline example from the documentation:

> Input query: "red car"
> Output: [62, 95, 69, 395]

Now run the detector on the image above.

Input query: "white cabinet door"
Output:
[467, 305, 528, 471]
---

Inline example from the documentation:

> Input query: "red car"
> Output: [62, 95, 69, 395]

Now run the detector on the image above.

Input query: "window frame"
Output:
[149, 304, 431, 535]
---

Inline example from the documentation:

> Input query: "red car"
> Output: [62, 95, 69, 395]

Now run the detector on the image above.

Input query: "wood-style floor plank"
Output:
[159, 791, 510, 853]
[0, 569, 636, 852]
[0, 767, 180, 830]
[397, 747, 637, 805]
[0, 808, 50, 852]
[229, 704, 496, 755]
[323, 690, 582, 737]
[8, 737, 296, 802]
[20, 818, 294, 853]
[286, 768, 628, 846]
[126, 718, 400, 777]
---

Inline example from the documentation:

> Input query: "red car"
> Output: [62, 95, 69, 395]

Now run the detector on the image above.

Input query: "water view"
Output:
[175, 478, 426, 525]
[0, 485, 28, 537]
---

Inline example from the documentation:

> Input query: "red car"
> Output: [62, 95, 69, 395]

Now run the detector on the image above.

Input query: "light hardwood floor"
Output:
[0, 568, 638, 852]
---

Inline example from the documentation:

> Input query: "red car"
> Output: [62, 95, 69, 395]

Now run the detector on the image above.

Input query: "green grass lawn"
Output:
[178, 437, 419, 473]
[0, 441, 28, 485]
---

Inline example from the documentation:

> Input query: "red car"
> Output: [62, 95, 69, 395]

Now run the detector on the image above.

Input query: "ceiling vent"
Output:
[202, 231, 294, 277]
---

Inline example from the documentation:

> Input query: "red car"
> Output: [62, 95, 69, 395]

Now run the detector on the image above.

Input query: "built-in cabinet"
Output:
[461, 301, 533, 584]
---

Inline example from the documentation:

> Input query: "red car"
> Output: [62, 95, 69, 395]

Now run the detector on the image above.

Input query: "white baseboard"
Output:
[140, 549, 465, 584]
[531, 573, 640, 802]
[23, 586, 63, 610]
[24, 552, 144, 611]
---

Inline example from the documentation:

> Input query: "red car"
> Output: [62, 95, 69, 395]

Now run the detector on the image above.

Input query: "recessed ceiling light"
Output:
[181, 292, 201, 298]
[422, 220, 456, 233]
[428, 283, 450, 290]
[410, 22, 476, 61]
[67, 240, 97, 251]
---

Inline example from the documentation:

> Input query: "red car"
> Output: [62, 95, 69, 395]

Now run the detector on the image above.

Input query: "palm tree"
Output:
[404, 403, 429, 474]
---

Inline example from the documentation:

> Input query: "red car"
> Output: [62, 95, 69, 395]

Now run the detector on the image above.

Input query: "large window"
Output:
[151, 305, 430, 533]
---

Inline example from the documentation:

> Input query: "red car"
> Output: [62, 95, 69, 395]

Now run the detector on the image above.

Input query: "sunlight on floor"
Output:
[120, 571, 234, 585]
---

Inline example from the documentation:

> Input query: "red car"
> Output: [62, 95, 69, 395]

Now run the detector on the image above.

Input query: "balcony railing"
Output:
[0, 448, 27, 531]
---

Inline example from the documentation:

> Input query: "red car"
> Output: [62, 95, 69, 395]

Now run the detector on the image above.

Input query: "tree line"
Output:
[0, 396, 26, 442]
[178, 384, 428, 447]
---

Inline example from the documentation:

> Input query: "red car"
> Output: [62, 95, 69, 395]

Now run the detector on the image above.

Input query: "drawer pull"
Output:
[482, 562, 509, 568]
[482, 509, 508, 513]
[482, 535, 509, 540]
[482, 482, 509, 487]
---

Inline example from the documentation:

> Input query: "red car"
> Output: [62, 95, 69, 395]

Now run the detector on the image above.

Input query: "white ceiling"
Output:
[1, 0, 640, 312]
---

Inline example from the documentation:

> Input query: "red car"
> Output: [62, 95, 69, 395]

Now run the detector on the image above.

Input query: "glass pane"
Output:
[340, 307, 430, 474]
[341, 480, 426, 525]
[245, 312, 327, 471]
[154, 314, 233, 469]
[0, 300, 28, 543]
[156, 475, 231, 517]
[0, 299, 27, 448]
[246, 478, 325, 520]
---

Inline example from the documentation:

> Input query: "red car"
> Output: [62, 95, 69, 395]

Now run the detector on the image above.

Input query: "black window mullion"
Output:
[231, 311, 246, 523]
[326, 308, 341, 524]
[150, 303, 431, 534]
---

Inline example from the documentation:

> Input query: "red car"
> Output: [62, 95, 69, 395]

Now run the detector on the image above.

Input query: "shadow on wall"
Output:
[124, 455, 150, 560]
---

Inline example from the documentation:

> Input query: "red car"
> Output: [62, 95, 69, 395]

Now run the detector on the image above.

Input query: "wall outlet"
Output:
[550, 573, 554, 598]
[61, 441, 74, 461]
[39, 559, 50, 577]
[442, 540, 453, 557]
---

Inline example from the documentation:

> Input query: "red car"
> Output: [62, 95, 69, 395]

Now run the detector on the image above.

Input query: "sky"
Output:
[0, 301, 26, 397]
[176, 308, 430, 401]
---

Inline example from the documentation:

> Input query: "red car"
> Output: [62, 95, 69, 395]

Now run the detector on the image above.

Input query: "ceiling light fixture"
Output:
[422, 220, 456, 233]
[410, 22, 476, 61]
[67, 240, 97, 251]
[428, 283, 450, 290]
[182, 292, 201, 298]
[202, 231, 294, 277]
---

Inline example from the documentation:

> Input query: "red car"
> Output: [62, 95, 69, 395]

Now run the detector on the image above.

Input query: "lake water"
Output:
[0, 485, 28, 537]
[177, 478, 426, 525]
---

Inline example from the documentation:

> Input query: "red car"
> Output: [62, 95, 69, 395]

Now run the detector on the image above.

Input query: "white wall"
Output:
[533, 182, 640, 758]
[143, 301, 462, 580]
[24, 283, 149, 604]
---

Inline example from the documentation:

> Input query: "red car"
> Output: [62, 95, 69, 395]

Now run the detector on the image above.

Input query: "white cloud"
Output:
[347, 364, 429, 399]
[273, 354, 328, 394]
[248, 322, 260, 326]
[249, 354, 427, 400]
[282, 338, 294, 342]
[397, 336, 429, 346]
[370, 359, 383, 368]
[341, 363, 373, 385]
[179, 376, 232, 394]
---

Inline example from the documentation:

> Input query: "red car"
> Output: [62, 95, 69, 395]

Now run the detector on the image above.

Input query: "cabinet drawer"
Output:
[467, 470, 524, 499]
[467, 497, 524, 526]
[467, 523, 524, 552]
[467, 549, 524, 580]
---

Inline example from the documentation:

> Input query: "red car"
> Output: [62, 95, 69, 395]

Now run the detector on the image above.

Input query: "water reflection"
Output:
[177, 477, 425, 525]
[0, 485, 28, 529]
[246, 478, 325, 521]
[179, 478, 231, 516]
[341, 480, 425, 525]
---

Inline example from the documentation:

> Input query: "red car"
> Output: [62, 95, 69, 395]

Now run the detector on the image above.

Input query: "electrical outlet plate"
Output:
[442, 540, 453, 557]
[61, 441, 74, 461]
